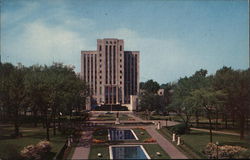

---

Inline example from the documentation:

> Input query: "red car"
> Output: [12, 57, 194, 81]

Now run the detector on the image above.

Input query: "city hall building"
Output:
[80, 38, 140, 111]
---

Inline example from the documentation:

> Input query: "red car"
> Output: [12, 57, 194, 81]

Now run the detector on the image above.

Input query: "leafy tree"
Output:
[140, 79, 160, 93]
[0, 63, 27, 137]
[190, 88, 226, 142]
[213, 67, 250, 139]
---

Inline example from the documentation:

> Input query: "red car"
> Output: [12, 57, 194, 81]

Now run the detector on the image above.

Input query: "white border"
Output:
[109, 145, 151, 159]
[130, 129, 139, 140]
[108, 129, 139, 141]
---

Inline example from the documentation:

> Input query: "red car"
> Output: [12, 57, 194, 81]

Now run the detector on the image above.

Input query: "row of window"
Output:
[99, 45, 123, 52]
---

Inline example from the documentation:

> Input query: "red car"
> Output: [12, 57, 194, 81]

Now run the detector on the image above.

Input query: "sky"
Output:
[1, 0, 249, 84]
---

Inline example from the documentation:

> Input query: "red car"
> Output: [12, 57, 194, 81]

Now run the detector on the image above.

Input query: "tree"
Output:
[140, 79, 160, 93]
[0, 63, 27, 137]
[160, 82, 176, 114]
[213, 67, 250, 139]
[190, 88, 226, 142]
[169, 76, 194, 132]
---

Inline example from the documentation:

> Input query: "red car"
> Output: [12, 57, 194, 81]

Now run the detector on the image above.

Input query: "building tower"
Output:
[80, 38, 140, 110]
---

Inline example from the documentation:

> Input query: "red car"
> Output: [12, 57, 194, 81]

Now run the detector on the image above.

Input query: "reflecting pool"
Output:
[110, 145, 150, 159]
[109, 129, 138, 141]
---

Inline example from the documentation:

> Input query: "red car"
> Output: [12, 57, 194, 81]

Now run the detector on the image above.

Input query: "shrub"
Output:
[204, 142, 247, 159]
[20, 140, 52, 160]
[36, 140, 52, 154]
[20, 144, 40, 160]
[167, 123, 189, 135]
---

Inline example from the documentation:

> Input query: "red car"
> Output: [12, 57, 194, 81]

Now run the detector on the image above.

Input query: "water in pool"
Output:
[111, 146, 149, 159]
[109, 129, 137, 141]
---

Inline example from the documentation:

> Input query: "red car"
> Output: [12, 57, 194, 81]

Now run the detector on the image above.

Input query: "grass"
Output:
[159, 127, 250, 159]
[181, 130, 250, 157]
[0, 123, 66, 160]
[88, 145, 109, 159]
[143, 144, 170, 159]
[158, 127, 203, 159]
[92, 128, 109, 141]
[132, 128, 152, 142]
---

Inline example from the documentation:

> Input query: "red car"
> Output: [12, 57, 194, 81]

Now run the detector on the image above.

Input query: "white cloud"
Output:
[3, 20, 91, 71]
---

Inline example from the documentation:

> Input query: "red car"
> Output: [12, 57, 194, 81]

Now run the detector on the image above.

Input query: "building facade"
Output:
[80, 38, 140, 110]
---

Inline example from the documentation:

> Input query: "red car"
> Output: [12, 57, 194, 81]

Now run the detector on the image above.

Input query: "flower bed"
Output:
[144, 138, 156, 143]
[92, 139, 106, 143]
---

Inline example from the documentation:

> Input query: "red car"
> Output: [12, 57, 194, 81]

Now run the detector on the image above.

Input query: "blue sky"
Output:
[1, 0, 249, 84]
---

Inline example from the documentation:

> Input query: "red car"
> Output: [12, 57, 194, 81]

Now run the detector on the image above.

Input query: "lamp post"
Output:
[216, 141, 219, 159]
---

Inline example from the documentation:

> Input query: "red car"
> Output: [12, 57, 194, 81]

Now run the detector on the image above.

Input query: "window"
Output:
[120, 70, 122, 73]
[99, 45, 102, 51]
[106, 41, 108, 44]
[120, 45, 122, 51]
[120, 65, 122, 68]
[120, 53, 122, 57]
[100, 76, 102, 79]
[100, 81, 102, 84]
[120, 59, 122, 62]
[120, 76, 122, 79]
[120, 81, 122, 84]
[99, 54, 102, 57]
[100, 59, 102, 62]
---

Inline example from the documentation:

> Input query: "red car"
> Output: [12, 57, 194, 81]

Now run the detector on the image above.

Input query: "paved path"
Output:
[190, 127, 241, 136]
[146, 126, 187, 159]
[71, 130, 93, 160]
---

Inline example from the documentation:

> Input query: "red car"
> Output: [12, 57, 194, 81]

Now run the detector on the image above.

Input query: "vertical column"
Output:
[133, 54, 136, 95]
[94, 54, 97, 95]
[107, 45, 110, 104]
[90, 54, 93, 94]
[110, 45, 113, 104]
[129, 53, 133, 96]
[87, 54, 89, 84]
[137, 53, 140, 96]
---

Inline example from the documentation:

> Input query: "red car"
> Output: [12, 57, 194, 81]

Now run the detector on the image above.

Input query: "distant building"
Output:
[80, 38, 140, 111]
[157, 89, 164, 96]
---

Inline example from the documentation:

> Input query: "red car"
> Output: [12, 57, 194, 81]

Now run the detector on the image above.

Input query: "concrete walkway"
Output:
[71, 130, 93, 160]
[146, 126, 187, 159]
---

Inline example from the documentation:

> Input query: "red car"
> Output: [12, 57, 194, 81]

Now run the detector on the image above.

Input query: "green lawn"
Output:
[132, 128, 152, 142]
[144, 144, 170, 159]
[0, 124, 66, 160]
[181, 130, 250, 158]
[92, 128, 109, 141]
[88, 145, 109, 159]
[159, 127, 250, 159]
